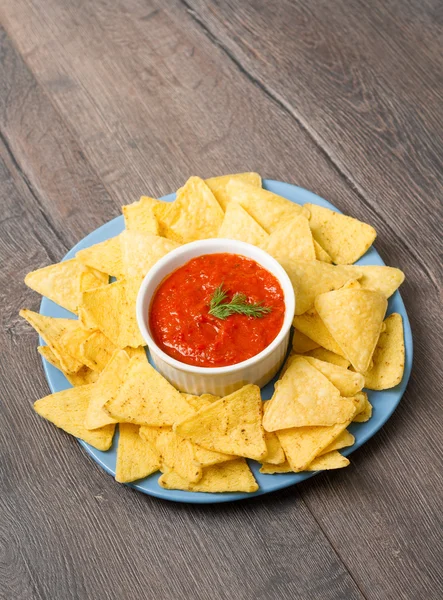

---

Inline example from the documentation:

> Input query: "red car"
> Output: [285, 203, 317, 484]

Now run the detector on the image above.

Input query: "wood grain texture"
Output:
[0, 0, 442, 598]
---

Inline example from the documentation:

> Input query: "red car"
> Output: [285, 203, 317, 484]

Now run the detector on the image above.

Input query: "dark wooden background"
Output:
[1, 1, 442, 598]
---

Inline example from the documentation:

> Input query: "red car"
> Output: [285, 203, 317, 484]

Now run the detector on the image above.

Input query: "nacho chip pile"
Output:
[21, 172, 406, 493]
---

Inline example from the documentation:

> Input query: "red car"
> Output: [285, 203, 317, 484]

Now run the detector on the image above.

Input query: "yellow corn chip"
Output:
[78, 306, 97, 330]
[259, 462, 292, 474]
[262, 432, 286, 465]
[313, 240, 333, 263]
[139, 424, 167, 447]
[155, 429, 202, 483]
[37, 346, 99, 386]
[159, 176, 224, 242]
[60, 325, 96, 365]
[84, 350, 130, 430]
[34, 385, 115, 451]
[292, 329, 320, 354]
[76, 236, 124, 279]
[282, 260, 361, 315]
[307, 451, 350, 471]
[315, 288, 387, 372]
[320, 430, 355, 455]
[122, 196, 160, 235]
[305, 347, 350, 368]
[181, 393, 219, 412]
[301, 356, 365, 396]
[158, 458, 258, 493]
[175, 384, 267, 461]
[24, 258, 106, 314]
[120, 230, 179, 282]
[293, 309, 345, 356]
[342, 280, 361, 290]
[225, 179, 309, 233]
[353, 392, 373, 422]
[217, 202, 268, 246]
[20, 310, 84, 373]
[306, 204, 377, 264]
[262, 215, 315, 262]
[344, 265, 405, 298]
[205, 172, 262, 210]
[363, 313, 405, 390]
[115, 423, 160, 483]
[80, 331, 117, 372]
[105, 357, 193, 426]
[263, 357, 356, 431]
[81, 279, 144, 348]
[192, 444, 237, 468]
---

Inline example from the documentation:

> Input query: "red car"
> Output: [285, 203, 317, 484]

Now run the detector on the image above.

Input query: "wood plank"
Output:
[0, 21, 366, 600]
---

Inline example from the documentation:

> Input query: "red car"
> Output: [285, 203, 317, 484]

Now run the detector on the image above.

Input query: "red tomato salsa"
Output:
[149, 253, 285, 367]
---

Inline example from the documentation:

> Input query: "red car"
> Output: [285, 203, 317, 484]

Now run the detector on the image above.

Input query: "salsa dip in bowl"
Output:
[136, 239, 295, 396]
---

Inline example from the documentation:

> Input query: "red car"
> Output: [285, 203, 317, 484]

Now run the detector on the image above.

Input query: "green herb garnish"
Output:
[208, 283, 272, 320]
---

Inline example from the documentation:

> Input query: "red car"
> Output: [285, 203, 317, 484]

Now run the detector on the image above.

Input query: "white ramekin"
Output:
[136, 239, 295, 396]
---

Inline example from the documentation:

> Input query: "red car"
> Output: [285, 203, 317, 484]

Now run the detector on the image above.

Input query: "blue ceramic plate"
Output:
[39, 180, 412, 503]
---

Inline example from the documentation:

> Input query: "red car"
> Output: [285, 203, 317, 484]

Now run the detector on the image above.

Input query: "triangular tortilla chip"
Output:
[76, 236, 124, 279]
[155, 429, 202, 483]
[205, 172, 262, 210]
[313, 240, 333, 263]
[80, 331, 117, 372]
[158, 458, 258, 493]
[175, 384, 267, 460]
[363, 313, 404, 389]
[320, 430, 355, 455]
[282, 260, 361, 315]
[24, 258, 106, 314]
[305, 347, 350, 368]
[115, 423, 160, 483]
[301, 356, 365, 396]
[217, 202, 268, 246]
[84, 350, 130, 430]
[120, 230, 179, 281]
[345, 266, 405, 298]
[306, 204, 376, 264]
[34, 385, 115, 451]
[353, 392, 373, 422]
[81, 279, 144, 348]
[292, 329, 320, 354]
[315, 288, 387, 372]
[263, 357, 356, 431]
[122, 196, 160, 235]
[181, 393, 219, 412]
[260, 400, 286, 465]
[158, 176, 224, 242]
[105, 357, 193, 426]
[20, 310, 84, 373]
[293, 309, 345, 356]
[262, 215, 315, 262]
[225, 179, 309, 233]
[192, 444, 237, 468]
[37, 345, 99, 386]
[307, 451, 350, 471]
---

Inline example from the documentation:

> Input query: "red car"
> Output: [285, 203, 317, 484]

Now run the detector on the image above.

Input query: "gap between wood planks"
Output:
[177, 0, 439, 293]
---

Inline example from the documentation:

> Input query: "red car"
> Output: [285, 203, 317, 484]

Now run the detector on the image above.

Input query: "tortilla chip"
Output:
[363, 313, 404, 390]
[262, 215, 316, 262]
[20, 310, 84, 373]
[175, 384, 267, 460]
[225, 179, 309, 233]
[263, 357, 356, 431]
[181, 393, 220, 412]
[84, 350, 130, 430]
[158, 458, 258, 493]
[292, 329, 320, 354]
[24, 258, 106, 314]
[205, 172, 262, 210]
[155, 429, 202, 483]
[37, 345, 99, 386]
[306, 204, 377, 264]
[345, 265, 405, 298]
[301, 356, 365, 396]
[34, 384, 115, 451]
[60, 324, 96, 365]
[192, 444, 237, 468]
[81, 279, 144, 348]
[79, 331, 117, 372]
[282, 260, 361, 315]
[277, 417, 354, 472]
[76, 236, 124, 279]
[313, 240, 333, 263]
[120, 230, 179, 281]
[305, 347, 350, 368]
[293, 309, 346, 356]
[320, 429, 355, 455]
[122, 196, 160, 235]
[217, 202, 268, 246]
[259, 462, 292, 474]
[315, 288, 387, 372]
[139, 424, 166, 447]
[158, 176, 224, 242]
[115, 423, 161, 483]
[77, 306, 97, 330]
[262, 432, 286, 465]
[353, 392, 373, 422]
[105, 357, 194, 426]
[307, 451, 350, 470]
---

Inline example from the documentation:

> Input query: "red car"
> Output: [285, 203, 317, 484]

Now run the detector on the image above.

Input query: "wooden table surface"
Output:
[1, 1, 442, 598]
